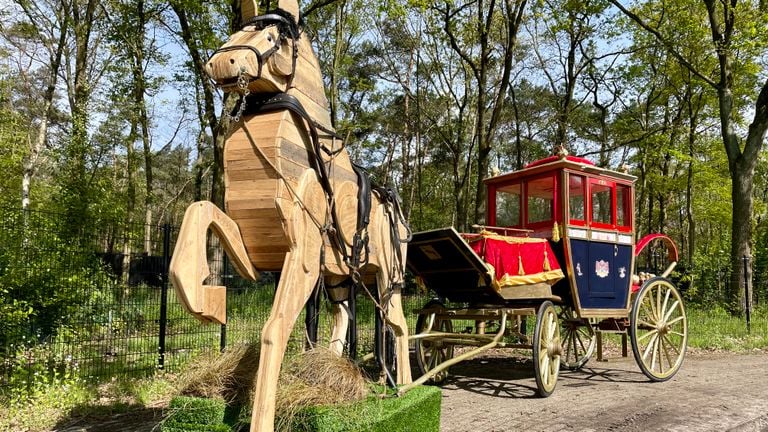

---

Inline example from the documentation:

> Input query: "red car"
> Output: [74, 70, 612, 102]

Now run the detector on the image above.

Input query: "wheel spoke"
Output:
[667, 315, 685, 326]
[547, 313, 557, 339]
[576, 330, 588, 352]
[660, 335, 675, 370]
[662, 333, 681, 356]
[572, 331, 581, 359]
[428, 350, 439, 369]
[642, 332, 659, 362]
[656, 285, 662, 322]
[657, 336, 664, 374]
[663, 300, 680, 322]
[643, 297, 658, 322]
[638, 319, 657, 329]
[636, 328, 657, 342]
[564, 333, 573, 361]
[550, 352, 559, 376]
[650, 334, 659, 372]
[661, 288, 671, 321]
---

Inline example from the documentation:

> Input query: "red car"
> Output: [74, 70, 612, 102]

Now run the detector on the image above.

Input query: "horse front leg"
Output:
[251, 172, 326, 432]
[250, 237, 322, 432]
[170, 201, 256, 324]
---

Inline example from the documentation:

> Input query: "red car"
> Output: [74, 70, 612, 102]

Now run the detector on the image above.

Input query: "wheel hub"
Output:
[547, 340, 563, 358]
[657, 321, 670, 335]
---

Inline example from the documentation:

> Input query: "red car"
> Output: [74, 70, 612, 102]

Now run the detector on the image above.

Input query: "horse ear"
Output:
[241, 0, 258, 23]
[277, 0, 300, 21]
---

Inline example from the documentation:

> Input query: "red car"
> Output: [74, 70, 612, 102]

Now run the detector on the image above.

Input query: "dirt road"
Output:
[439, 351, 768, 432]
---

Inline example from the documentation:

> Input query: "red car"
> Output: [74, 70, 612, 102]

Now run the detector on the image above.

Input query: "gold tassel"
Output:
[552, 221, 560, 242]
[543, 249, 551, 271]
[518, 254, 525, 275]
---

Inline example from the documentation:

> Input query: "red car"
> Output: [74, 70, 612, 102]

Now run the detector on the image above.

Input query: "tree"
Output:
[436, 0, 527, 224]
[1, 1, 68, 212]
[168, 0, 239, 207]
[610, 0, 768, 313]
[105, 0, 168, 253]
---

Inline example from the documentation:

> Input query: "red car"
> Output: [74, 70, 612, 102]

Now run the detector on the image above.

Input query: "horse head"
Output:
[206, 0, 302, 94]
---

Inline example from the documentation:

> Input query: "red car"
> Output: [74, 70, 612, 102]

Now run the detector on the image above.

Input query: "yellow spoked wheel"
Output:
[533, 301, 561, 397]
[558, 306, 596, 371]
[415, 300, 454, 384]
[630, 277, 688, 382]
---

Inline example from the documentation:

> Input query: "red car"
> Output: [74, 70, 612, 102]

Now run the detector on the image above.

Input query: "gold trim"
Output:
[485, 262, 564, 291]
[464, 230, 548, 244]
[577, 308, 630, 318]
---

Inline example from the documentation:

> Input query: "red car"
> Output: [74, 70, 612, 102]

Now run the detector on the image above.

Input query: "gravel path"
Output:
[439, 351, 768, 432]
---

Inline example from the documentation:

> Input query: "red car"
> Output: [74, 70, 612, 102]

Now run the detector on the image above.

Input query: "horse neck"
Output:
[286, 35, 334, 133]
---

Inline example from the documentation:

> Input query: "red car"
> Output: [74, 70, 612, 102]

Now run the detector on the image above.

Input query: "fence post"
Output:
[158, 223, 171, 369]
[743, 255, 751, 334]
[220, 254, 228, 352]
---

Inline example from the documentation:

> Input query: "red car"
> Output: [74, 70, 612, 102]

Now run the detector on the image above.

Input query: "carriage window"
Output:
[569, 175, 585, 221]
[527, 176, 554, 224]
[591, 182, 613, 225]
[496, 183, 521, 226]
[617, 184, 631, 227]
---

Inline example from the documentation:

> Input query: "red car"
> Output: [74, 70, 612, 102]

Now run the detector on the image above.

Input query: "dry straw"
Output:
[176, 344, 370, 431]
[177, 343, 261, 405]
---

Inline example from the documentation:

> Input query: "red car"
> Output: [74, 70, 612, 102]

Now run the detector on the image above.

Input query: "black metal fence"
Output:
[0, 208, 430, 394]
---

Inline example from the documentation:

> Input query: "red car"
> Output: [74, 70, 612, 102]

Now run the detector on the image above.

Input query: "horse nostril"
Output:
[230, 59, 235, 64]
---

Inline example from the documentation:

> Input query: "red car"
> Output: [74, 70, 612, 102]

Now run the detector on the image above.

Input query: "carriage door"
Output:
[572, 178, 632, 309]
[586, 179, 616, 302]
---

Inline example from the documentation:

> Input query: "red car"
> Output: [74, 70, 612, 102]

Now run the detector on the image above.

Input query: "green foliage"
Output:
[0, 74, 25, 208]
[0, 364, 177, 432]
[0, 210, 120, 348]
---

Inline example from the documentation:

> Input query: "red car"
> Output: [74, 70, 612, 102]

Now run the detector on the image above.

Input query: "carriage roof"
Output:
[484, 155, 637, 186]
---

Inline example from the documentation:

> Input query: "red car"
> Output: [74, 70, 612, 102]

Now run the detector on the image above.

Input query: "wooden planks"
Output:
[223, 109, 354, 271]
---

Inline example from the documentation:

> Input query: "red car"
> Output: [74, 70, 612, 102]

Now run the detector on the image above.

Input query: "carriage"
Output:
[403, 153, 688, 397]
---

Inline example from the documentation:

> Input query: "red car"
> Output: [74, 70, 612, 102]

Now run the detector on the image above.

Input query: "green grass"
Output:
[686, 305, 768, 351]
[289, 385, 441, 432]
[0, 371, 177, 432]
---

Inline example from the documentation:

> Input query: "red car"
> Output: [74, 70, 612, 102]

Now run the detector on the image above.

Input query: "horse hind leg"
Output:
[376, 265, 412, 385]
[325, 281, 351, 356]
[169, 201, 256, 324]
[370, 202, 412, 385]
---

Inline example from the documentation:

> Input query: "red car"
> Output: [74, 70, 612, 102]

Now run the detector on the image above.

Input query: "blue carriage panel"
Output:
[587, 241, 617, 298]
[571, 239, 632, 309]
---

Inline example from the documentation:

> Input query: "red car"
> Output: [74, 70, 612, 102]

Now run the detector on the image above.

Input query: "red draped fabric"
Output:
[464, 231, 564, 291]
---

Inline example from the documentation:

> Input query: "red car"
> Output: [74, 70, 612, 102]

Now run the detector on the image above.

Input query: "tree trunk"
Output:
[685, 91, 699, 267]
[62, 0, 99, 232]
[729, 162, 754, 312]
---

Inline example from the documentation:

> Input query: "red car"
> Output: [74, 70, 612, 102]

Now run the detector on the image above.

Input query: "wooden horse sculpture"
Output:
[168, 0, 412, 430]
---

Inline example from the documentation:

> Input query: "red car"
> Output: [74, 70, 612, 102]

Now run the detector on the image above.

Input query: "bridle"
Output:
[211, 10, 300, 86]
